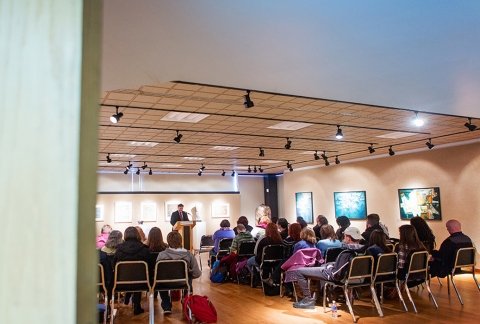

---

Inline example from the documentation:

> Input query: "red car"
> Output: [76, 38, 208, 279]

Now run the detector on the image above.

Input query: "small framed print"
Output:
[334, 191, 367, 220]
[95, 204, 104, 222]
[114, 201, 133, 223]
[165, 201, 180, 222]
[212, 203, 229, 218]
[141, 202, 157, 222]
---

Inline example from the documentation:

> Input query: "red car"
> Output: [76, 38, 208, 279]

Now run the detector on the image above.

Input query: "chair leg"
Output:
[323, 283, 328, 313]
[403, 284, 418, 313]
[199, 252, 203, 271]
[450, 275, 464, 305]
[293, 282, 298, 302]
[149, 292, 154, 324]
[344, 287, 357, 323]
[396, 281, 408, 312]
[110, 293, 115, 324]
[280, 272, 284, 297]
[103, 295, 108, 324]
[380, 283, 384, 304]
[473, 266, 480, 291]
[425, 280, 439, 309]
[370, 285, 384, 317]
[437, 276, 443, 286]
[447, 274, 451, 294]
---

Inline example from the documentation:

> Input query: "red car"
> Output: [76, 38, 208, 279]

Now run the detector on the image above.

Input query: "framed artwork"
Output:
[398, 187, 442, 220]
[165, 201, 180, 222]
[334, 191, 367, 220]
[95, 204, 104, 222]
[212, 203, 229, 218]
[114, 201, 132, 223]
[295, 192, 313, 224]
[141, 202, 157, 222]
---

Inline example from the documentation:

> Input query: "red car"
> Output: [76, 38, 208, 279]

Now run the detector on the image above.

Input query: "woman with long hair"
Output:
[135, 226, 147, 244]
[147, 227, 168, 253]
[366, 229, 392, 259]
[395, 224, 426, 279]
[247, 223, 282, 280]
[313, 215, 329, 239]
[293, 227, 317, 253]
[410, 216, 436, 253]
[335, 216, 351, 241]
[283, 223, 302, 258]
[316, 225, 342, 257]
[101, 230, 123, 255]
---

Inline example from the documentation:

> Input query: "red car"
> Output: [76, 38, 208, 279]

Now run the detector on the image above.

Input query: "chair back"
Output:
[454, 247, 476, 269]
[113, 261, 151, 293]
[218, 238, 233, 250]
[237, 240, 256, 258]
[153, 259, 190, 292]
[373, 253, 397, 283]
[325, 247, 344, 263]
[98, 263, 107, 294]
[385, 243, 395, 252]
[200, 235, 215, 248]
[261, 244, 285, 264]
[346, 255, 374, 282]
[405, 251, 429, 281]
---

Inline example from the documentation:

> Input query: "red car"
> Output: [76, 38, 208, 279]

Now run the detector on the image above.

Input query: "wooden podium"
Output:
[173, 221, 196, 251]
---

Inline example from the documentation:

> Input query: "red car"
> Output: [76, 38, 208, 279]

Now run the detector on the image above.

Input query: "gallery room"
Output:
[2, 1, 479, 323]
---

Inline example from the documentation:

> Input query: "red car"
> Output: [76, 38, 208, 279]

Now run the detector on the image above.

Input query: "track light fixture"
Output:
[314, 151, 320, 160]
[259, 166, 263, 173]
[136, 168, 140, 175]
[286, 161, 293, 172]
[254, 166, 258, 173]
[248, 165, 252, 173]
[464, 118, 477, 131]
[231, 170, 235, 177]
[149, 168, 153, 175]
[335, 156, 340, 164]
[321, 151, 328, 160]
[426, 138, 435, 149]
[127, 161, 133, 169]
[243, 90, 254, 108]
[198, 170, 202, 176]
[200, 163, 206, 171]
[388, 146, 395, 156]
[284, 137, 292, 150]
[335, 125, 344, 139]
[106, 153, 112, 163]
[324, 159, 330, 167]
[221, 170, 226, 176]
[259, 147, 265, 157]
[123, 167, 129, 175]
[413, 112, 424, 127]
[368, 144, 375, 154]
[173, 130, 183, 143]
[110, 106, 123, 124]
[142, 162, 148, 170]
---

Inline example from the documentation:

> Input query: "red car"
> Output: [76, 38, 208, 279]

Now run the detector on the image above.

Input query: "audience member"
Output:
[361, 213, 389, 243]
[101, 230, 123, 255]
[251, 215, 271, 240]
[292, 227, 317, 254]
[135, 226, 147, 244]
[395, 224, 426, 280]
[430, 219, 473, 278]
[313, 215, 329, 239]
[114, 226, 150, 315]
[211, 219, 235, 256]
[335, 216, 350, 241]
[316, 225, 342, 257]
[146, 227, 168, 253]
[233, 216, 253, 235]
[410, 216, 436, 253]
[366, 229, 392, 259]
[296, 216, 308, 229]
[277, 218, 289, 240]
[292, 226, 364, 309]
[283, 223, 302, 258]
[230, 224, 254, 254]
[96, 224, 112, 249]
[157, 231, 201, 314]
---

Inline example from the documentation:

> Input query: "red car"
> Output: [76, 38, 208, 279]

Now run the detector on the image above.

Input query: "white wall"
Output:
[237, 175, 266, 226]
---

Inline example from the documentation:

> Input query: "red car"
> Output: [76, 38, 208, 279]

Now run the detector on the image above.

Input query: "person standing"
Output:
[170, 203, 189, 227]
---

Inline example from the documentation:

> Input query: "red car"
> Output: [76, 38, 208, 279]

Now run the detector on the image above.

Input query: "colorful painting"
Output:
[295, 192, 313, 224]
[398, 187, 442, 220]
[334, 191, 367, 220]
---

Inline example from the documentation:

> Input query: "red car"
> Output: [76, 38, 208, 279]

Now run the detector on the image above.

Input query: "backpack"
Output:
[330, 249, 357, 281]
[210, 260, 227, 283]
[183, 295, 217, 323]
[234, 259, 250, 284]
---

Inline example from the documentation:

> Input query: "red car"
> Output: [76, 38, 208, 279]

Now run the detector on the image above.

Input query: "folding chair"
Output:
[255, 244, 285, 295]
[372, 253, 408, 312]
[236, 240, 256, 283]
[210, 238, 233, 268]
[400, 251, 438, 313]
[197, 235, 214, 270]
[111, 261, 151, 324]
[98, 264, 108, 324]
[444, 246, 479, 305]
[324, 247, 345, 263]
[322, 255, 382, 323]
[150, 260, 190, 324]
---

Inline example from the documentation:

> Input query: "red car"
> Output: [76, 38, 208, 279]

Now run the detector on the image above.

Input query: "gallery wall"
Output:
[279, 141, 480, 265]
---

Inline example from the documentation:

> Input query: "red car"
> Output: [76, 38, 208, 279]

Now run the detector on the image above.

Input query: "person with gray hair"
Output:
[101, 230, 123, 255]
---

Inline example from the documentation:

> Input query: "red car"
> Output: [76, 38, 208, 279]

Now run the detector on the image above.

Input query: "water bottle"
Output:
[331, 300, 338, 318]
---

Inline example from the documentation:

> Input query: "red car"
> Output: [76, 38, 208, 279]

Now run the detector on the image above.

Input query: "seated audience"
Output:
[233, 216, 253, 235]
[430, 219, 473, 278]
[211, 219, 236, 256]
[247, 223, 283, 281]
[230, 224, 254, 254]
[101, 230, 123, 255]
[362, 213, 389, 243]
[316, 225, 342, 257]
[114, 226, 150, 315]
[251, 215, 271, 240]
[292, 226, 364, 309]
[293, 227, 317, 254]
[296, 216, 308, 229]
[135, 226, 147, 244]
[156, 231, 201, 314]
[335, 216, 350, 241]
[313, 215, 329, 239]
[395, 224, 426, 280]
[283, 223, 302, 258]
[96, 224, 112, 249]
[146, 227, 168, 278]
[366, 229, 392, 259]
[277, 218, 289, 240]
[99, 230, 123, 301]
[410, 216, 436, 253]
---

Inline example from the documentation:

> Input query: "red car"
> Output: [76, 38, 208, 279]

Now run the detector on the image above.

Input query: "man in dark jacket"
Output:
[170, 203, 189, 226]
[430, 219, 473, 278]
[361, 213, 389, 243]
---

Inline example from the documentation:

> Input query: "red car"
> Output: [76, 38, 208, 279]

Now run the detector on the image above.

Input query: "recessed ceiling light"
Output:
[99, 161, 122, 166]
[161, 112, 209, 123]
[211, 146, 239, 151]
[413, 112, 425, 127]
[300, 151, 317, 155]
[268, 121, 312, 131]
[184, 157, 205, 160]
[110, 153, 136, 158]
[263, 160, 283, 164]
[161, 164, 183, 168]
[127, 141, 158, 147]
[376, 132, 417, 139]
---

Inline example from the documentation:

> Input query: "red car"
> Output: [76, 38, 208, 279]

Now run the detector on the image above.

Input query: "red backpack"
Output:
[183, 294, 217, 323]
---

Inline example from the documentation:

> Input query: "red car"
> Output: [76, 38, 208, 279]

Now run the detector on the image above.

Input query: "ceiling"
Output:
[99, 1, 480, 175]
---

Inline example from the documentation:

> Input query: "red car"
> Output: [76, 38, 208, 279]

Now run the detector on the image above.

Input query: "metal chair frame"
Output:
[98, 263, 108, 324]
[197, 235, 214, 270]
[209, 238, 233, 270]
[236, 240, 256, 284]
[252, 244, 284, 294]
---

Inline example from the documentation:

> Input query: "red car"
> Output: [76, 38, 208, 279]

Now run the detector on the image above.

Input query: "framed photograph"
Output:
[398, 187, 442, 220]
[114, 201, 132, 223]
[95, 204, 104, 222]
[165, 201, 180, 222]
[212, 203, 229, 218]
[334, 191, 367, 220]
[295, 192, 314, 224]
[141, 202, 157, 222]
